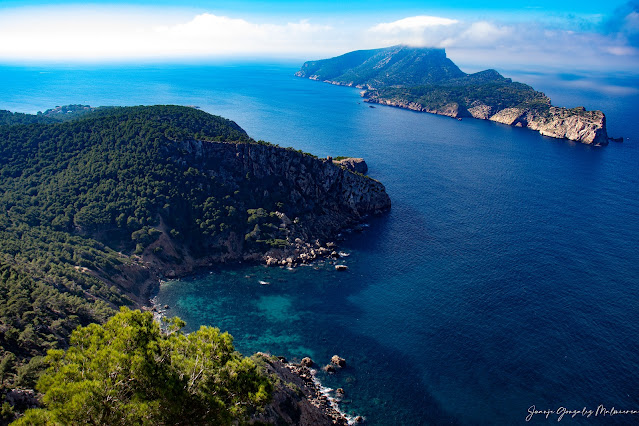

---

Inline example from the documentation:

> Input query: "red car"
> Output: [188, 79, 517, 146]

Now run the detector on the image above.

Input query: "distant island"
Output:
[0, 105, 388, 423]
[296, 45, 608, 145]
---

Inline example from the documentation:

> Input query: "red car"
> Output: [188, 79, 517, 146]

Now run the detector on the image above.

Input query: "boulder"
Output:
[323, 364, 336, 373]
[335, 265, 348, 271]
[331, 355, 346, 367]
[300, 357, 314, 367]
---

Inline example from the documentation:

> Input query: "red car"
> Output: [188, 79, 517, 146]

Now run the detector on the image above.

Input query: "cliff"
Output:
[143, 138, 391, 277]
[298, 45, 608, 145]
[366, 93, 608, 145]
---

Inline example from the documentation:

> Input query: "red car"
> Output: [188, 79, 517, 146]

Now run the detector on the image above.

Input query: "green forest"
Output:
[0, 105, 324, 422]
[13, 308, 272, 425]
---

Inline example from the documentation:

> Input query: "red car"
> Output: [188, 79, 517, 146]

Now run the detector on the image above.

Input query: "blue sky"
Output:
[0, 0, 637, 72]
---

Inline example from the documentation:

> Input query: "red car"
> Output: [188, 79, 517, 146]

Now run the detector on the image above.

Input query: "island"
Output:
[296, 45, 608, 145]
[0, 105, 389, 423]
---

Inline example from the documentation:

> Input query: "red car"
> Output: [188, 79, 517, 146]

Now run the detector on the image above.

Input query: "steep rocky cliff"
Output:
[488, 106, 607, 145]
[147, 139, 390, 273]
[366, 95, 608, 145]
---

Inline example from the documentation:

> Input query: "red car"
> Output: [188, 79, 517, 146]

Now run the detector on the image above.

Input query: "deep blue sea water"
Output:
[1, 63, 638, 424]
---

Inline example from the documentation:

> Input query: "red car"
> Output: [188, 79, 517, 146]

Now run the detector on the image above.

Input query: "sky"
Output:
[0, 0, 638, 73]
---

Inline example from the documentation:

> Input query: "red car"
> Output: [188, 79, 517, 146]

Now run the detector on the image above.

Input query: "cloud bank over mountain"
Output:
[0, 4, 637, 72]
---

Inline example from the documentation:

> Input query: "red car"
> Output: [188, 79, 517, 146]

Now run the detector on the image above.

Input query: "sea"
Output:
[1, 62, 638, 425]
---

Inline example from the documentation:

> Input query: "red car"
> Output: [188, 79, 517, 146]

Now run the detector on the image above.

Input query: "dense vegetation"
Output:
[371, 77, 550, 112]
[296, 45, 465, 88]
[14, 308, 272, 425]
[0, 105, 301, 398]
[298, 45, 552, 114]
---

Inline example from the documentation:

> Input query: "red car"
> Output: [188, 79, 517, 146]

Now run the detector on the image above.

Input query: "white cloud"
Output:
[0, 7, 339, 61]
[370, 15, 458, 33]
[453, 21, 513, 46]
[365, 15, 639, 72]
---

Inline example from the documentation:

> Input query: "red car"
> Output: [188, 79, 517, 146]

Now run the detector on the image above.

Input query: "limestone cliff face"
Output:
[365, 96, 608, 145]
[487, 106, 608, 144]
[175, 140, 390, 217]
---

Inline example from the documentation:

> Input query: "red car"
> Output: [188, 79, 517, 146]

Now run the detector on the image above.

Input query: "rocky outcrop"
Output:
[488, 106, 607, 145]
[253, 354, 349, 425]
[334, 157, 368, 174]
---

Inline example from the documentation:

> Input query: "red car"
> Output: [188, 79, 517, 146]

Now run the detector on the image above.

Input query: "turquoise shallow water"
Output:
[1, 64, 638, 424]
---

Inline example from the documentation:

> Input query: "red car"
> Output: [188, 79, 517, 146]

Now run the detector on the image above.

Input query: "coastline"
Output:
[148, 259, 363, 425]
[300, 76, 608, 146]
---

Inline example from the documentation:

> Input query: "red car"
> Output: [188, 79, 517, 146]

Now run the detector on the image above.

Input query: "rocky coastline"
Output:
[115, 140, 390, 306]
[364, 94, 608, 145]
[251, 354, 361, 425]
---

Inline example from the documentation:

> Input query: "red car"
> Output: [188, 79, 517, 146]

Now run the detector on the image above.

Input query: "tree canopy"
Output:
[14, 308, 272, 425]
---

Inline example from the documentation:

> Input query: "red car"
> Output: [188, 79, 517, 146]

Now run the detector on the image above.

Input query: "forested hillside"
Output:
[0, 105, 389, 410]
[0, 105, 254, 394]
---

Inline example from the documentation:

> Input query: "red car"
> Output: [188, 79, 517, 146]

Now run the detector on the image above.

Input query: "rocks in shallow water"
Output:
[335, 264, 348, 271]
[331, 355, 346, 367]
[300, 357, 314, 367]
[253, 354, 349, 425]
[355, 415, 364, 423]
[336, 388, 345, 396]
[323, 364, 337, 373]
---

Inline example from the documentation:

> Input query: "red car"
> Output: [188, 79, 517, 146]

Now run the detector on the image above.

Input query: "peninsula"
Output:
[296, 45, 608, 145]
[0, 105, 389, 423]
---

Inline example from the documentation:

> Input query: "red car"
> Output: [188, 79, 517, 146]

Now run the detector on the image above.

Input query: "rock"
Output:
[301, 357, 314, 367]
[5, 389, 40, 410]
[355, 415, 364, 423]
[331, 355, 346, 367]
[336, 388, 345, 395]
[323, 364, 337, 373]
[164, 304, 170, 309]
[335, 265, 348, 271]
[277, 356, 288, 363]
[335, 158, 368, 174]
[252, 354, 349, 425]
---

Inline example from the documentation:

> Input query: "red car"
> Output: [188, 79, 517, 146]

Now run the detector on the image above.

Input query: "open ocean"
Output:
[1, 63, 638, 424]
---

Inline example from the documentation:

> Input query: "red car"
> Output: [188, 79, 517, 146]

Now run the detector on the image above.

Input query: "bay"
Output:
[1, 63, 638, 424]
